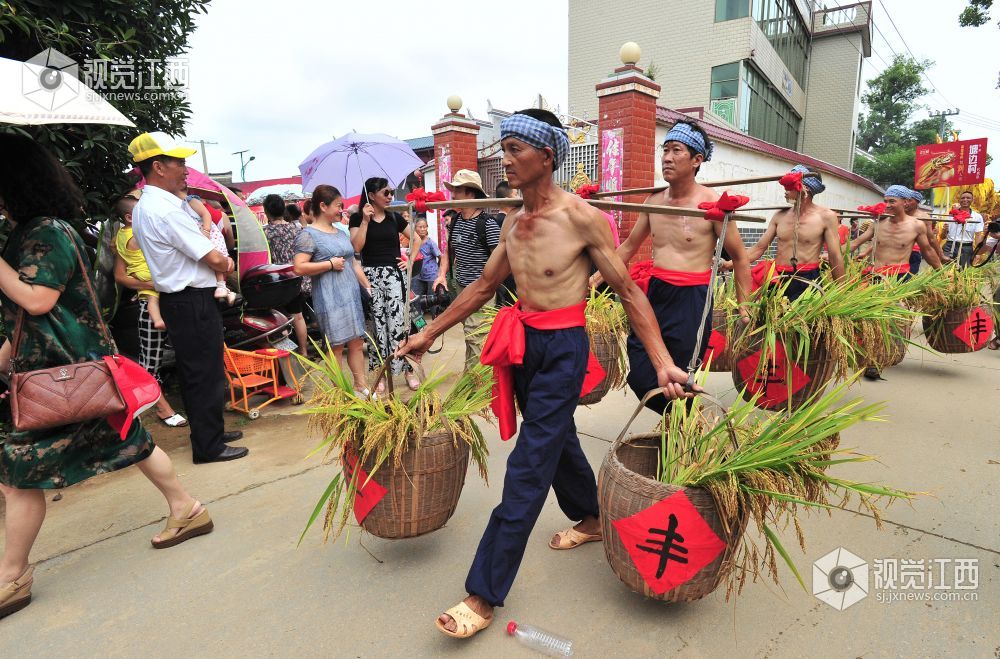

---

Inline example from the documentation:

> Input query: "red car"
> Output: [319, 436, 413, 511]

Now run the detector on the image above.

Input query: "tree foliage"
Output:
[0, 1, 210, 219]
[853, 56, 953, 188]
[959, 0, 993, 26]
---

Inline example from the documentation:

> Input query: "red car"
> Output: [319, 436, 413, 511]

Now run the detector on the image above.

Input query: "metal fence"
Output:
[477, 141, 600, 195]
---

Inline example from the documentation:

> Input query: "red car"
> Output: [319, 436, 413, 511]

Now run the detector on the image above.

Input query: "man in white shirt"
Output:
[129, 132, 249, 464]
[943, 191, 985, 267]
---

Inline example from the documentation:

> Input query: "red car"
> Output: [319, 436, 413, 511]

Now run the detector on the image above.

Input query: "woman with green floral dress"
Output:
[0, 135, 212, 621]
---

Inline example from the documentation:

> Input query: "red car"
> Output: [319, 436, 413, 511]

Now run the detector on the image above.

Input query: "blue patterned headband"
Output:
[904, 188, 924, 201]
[500, 114, 570, 169]
[790, 164, 825, 194]
[884, 184, 911, 199]
[664, 122, 713, 162]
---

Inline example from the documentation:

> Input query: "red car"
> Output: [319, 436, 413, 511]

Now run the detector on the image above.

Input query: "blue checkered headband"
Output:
[664, 122, 713, 161]
[500, 114, 570, 169]
[884, 184, 910, 199]
[790, 164, 826, 194]
[905, 188, 924, 201]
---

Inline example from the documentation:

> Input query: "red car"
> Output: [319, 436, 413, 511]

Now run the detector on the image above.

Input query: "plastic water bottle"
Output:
[506, 621, 574, 657]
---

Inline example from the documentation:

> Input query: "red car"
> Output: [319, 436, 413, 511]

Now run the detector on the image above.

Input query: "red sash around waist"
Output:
[862, 263, 911, 276]
[750, 260, 820, 291]
[480, 301, 605, 441]
[629, 260, 712, 295]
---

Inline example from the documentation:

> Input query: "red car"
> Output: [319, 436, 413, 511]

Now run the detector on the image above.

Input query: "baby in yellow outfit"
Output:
[115, 201, 165, 329]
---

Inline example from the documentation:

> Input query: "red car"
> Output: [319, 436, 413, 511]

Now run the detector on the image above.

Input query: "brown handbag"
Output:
[7, 220, 126, 432]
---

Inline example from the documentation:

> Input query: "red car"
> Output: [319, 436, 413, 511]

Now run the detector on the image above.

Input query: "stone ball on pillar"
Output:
[446, 95, 463, 113]
[619, 42, 641, 66]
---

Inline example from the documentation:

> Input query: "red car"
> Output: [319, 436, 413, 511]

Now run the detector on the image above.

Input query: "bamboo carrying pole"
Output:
[589, 172, 822, 199]
[421, 197, 768, 223]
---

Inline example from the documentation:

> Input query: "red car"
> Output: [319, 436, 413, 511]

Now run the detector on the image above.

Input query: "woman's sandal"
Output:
[549, 527, 602, 550]
[0, 565, 34, 620]
[151, 501, 214, 549]
[435, 601, 493, 639]
[158, 413, 188, 428]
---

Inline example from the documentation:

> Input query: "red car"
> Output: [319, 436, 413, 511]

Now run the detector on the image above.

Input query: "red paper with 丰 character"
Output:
[953, 307, 994, 350]
[342, 450, 388, 524]
[612, 491, 726, 595]
[736, 342, 811, 408]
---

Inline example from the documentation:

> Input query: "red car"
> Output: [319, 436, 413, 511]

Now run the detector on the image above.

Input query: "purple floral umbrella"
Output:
[298, 132, 424, 200]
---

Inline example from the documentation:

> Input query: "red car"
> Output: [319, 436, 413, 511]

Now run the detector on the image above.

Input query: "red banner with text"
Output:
[914, 138, 987, 189]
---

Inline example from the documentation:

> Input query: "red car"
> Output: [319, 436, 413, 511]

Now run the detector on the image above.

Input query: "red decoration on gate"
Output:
[953, 307, 994, 350]
[612, 490, 726, 595]
[343, 450, 388, 524]
[705, 329, 727, 364]
[736, 342, 811, 409]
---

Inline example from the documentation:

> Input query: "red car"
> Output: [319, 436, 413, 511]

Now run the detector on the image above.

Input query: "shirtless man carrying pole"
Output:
[608, 120, 752, 413]
[397, 109, 692, 640]
[901, 188, 944, 274]
[851, 184, 942, 279]
[744, 165, 845, 299]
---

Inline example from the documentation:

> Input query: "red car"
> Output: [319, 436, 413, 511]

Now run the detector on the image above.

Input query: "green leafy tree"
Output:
[0, 1, 210, 219]
[853, 56, 954, 187]
[959, 0, 993, 26]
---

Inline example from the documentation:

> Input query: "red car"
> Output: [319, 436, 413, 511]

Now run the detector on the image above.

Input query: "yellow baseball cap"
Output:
[128, 131, 197, 162]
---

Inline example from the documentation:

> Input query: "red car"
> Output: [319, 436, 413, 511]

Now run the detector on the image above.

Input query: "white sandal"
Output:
[159, 413, 188, 428]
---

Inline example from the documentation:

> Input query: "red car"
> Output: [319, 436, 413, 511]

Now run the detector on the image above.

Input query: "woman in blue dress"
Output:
[293, 185, 371, 394]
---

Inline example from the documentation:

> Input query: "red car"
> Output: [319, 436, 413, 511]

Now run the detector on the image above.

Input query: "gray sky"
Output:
[181, 0, 999, 183]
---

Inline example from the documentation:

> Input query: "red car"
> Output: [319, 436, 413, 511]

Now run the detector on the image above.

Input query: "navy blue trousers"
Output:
[626, 278, 711, 415]
[774, 266, 822, 302]
[465, 326, 600, 607]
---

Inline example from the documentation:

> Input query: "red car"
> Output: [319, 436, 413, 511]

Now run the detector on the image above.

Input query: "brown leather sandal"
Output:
[0, 565, 34, 620]
[549, 527, 602, 550]
[151, 502, 214, 549]
[435, 601, 493, 639]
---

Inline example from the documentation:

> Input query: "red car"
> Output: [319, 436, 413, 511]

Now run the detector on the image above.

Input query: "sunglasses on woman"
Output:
[380, 189, 394, 197]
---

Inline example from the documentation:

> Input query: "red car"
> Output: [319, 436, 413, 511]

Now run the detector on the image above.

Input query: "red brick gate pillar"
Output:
[596, 44, 660, 266]
[431, 95, 480, 252]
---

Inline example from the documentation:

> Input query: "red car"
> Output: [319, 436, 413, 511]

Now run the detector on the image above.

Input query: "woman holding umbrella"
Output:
[349, 177, 419, 391]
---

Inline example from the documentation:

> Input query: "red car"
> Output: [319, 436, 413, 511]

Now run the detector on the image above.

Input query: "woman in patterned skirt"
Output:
[0, 135, 211, 620]
[349, 177, 420, 392]
[293, 185, 370, 393]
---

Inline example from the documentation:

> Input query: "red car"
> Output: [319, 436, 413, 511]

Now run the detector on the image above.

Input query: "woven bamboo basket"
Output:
[579, 332, 623, 405]
[731, 339, 837, 411]
[598, 432, 747, 602]
[882, 318, 912, 369]
[706, 308, 733, 372]
[358, 428, 470, 539]
[922, 306, 990, 354]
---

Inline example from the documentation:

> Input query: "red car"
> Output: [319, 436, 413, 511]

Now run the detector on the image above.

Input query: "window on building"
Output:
[710, 62, 741, 126]
[716, 0, 750, 21]
[751, 0, 810, 86]
[739, 62, 801, 150]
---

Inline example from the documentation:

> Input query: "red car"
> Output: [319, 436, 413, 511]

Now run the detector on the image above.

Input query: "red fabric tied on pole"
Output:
[480, 301, 604, 441]
[954, 307, 994, 350]
[857, 202, 887, 216]
[861, 263, 911, 277]
[575, 183, 600, 199]
[343, 450, 388, 524]
[949, 208, 971, 224]
[628, 261, 712, 295]
[778, 171, 803, 192]
[404, 188, 446, 213]
[697, 192, 750, 221]
[611, 490, 726, 595]
[103, 355, 161, 440]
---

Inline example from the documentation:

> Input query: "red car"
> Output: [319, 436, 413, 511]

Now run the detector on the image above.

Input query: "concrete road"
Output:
[1, 327, 997, 657]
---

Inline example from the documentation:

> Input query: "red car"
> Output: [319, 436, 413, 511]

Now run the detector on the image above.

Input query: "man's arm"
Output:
[719, 220, 752, 316]
[849, 226, 874, 251]
[590, 208, 651, 287]
[916, 230, 942, 269]
[822, 211, 846, 281]
[581, 205, 691, 399]
[113, 252, 154, 291]
[397, 231, 511, 360]
[745, 217, 778, 263]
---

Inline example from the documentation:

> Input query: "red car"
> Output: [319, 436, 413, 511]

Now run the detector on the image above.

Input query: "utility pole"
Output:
[185, 138, 218, 173]
[928, 109, 960, 140]
[233, 149, 255, 182]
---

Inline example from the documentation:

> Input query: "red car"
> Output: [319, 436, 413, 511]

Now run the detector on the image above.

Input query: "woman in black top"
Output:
[349, 177, 418, 391]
